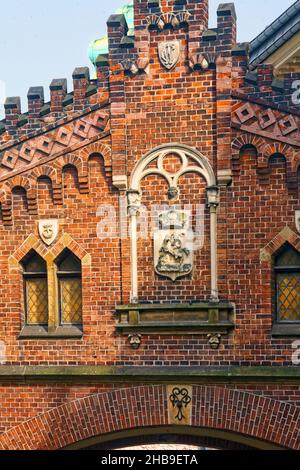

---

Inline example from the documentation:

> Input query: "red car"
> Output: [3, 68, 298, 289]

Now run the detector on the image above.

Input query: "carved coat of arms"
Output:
[154, 210, 193, 281]
[158, 41, 180, 70]
[38, 220, 59, 246]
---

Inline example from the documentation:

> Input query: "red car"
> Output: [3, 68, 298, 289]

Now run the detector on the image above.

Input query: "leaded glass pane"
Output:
[276, 246, 300, 267]
[58, 251, 81, 272]
[23, 252, 47, 273]
[60, 278, 82, 324]
[26, 278, 48, 324]
[277, 273, 300, 322]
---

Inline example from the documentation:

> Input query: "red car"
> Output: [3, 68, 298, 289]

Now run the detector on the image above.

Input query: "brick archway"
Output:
[0, 385, 299, 450]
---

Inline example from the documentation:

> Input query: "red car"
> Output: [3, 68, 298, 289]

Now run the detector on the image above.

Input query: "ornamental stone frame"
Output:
[127, 144, 219, 304]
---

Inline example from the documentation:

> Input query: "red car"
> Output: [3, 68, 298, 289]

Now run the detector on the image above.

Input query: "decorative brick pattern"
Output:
[0, 386, 298, 450]
[0, 108, 109, 176]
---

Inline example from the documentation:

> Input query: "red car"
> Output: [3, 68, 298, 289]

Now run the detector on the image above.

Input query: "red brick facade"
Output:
[0, 0, 300, 450]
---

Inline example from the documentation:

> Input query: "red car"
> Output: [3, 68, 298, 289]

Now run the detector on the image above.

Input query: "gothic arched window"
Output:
[22, 251, 48, 325]
[56, 250, 82, 325]
[275, 244, 300, 323]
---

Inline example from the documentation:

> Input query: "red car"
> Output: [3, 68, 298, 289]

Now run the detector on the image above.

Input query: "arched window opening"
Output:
[275, 244, 300, 323]
[22, 251, 48, 325]
[56, 250, 82, 325]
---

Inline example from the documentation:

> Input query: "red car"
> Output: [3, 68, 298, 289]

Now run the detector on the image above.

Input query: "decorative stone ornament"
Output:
[168, 385, 192, 425]
[154, 210, 193, 281]
[158, 41, 180, 70]
[207, 333, 222, 349]
[128, 334, 142, 349]
[127, 189, 142, 216]
[38, 220, 59, 246]
[295, 211, 300, 233]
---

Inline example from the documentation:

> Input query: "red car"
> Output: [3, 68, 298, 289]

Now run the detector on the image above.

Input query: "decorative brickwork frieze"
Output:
[0, 108, 109, 176]
[232, 100, 300, 147]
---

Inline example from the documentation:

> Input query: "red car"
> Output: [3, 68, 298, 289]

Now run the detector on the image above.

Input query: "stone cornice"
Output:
[0, 366, 299, 384]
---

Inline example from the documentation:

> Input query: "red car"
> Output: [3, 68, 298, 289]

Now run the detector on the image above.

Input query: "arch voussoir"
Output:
[0, 385, 298, 450]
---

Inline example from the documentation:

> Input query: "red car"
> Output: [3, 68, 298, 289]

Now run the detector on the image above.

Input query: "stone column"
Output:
[207, 186, 220, 302]
[127, 190, 141, 304]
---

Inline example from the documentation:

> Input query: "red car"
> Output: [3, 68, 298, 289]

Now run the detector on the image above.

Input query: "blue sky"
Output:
[0, 0, 295, 118]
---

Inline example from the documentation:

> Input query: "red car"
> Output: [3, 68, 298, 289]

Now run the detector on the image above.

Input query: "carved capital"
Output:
[127, 189, 141, 215]
[206, 185, 220, 208]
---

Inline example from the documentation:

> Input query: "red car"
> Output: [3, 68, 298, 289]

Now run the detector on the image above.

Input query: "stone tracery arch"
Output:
[128, 144, 219, 303]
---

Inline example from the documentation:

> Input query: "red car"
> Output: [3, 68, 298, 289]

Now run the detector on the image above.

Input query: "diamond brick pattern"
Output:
[0, 109, 108, 175]
[233, 102, 300, 146]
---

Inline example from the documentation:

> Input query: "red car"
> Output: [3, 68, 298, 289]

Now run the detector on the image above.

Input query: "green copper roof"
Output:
[88, 1, 134, 67]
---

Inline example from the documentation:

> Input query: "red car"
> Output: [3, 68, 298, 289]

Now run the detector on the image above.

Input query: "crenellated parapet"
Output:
[232, 55, 300, 112]
[0, 67, 109, 146]
[0, 104, 110, 176]
[1, 0, 300, 193]
[102, 0, 237, 75]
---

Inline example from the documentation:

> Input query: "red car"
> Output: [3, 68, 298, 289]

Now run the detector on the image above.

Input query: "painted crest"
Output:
[158, 41, 180, 70]
[154, 210, 193, 281]
[296, 211, 300, 233]
[38, 220, 59, 246]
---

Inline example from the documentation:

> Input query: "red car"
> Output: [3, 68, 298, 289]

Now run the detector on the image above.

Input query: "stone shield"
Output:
[158, 41, 180, 70]
[38, 219, 59, 246]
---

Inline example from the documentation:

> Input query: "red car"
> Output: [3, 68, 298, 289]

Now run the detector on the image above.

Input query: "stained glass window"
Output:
[22, 251, 48, 325]
[57, 250, 82, 325]
[275, 244, 300, 323]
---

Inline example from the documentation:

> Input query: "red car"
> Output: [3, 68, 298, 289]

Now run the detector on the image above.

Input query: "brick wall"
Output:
[0, 0, 299, 449]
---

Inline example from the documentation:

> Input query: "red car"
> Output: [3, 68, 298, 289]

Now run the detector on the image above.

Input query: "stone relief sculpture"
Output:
[128, 144, 218, 302]
[38, 220, 59, 246]
[154, 210, 193, 281]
